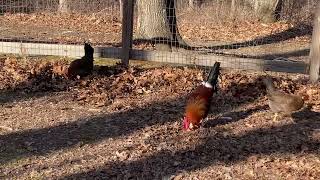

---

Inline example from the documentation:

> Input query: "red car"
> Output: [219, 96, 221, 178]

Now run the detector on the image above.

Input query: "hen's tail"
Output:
[206, 62, 221, 90]
[84, 42, 94, 60]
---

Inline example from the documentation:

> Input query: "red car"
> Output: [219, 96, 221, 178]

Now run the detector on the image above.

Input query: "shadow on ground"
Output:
[62, 110, 320, 179]
[134, 24, 311, 53]
[2, 74, 316, 179]
[0, 75, 267, 164]
[0, 96, 186, 165]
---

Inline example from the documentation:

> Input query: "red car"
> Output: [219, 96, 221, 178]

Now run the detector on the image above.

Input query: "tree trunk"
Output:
[119, 0, 123, 20]
[246, 0, 282, 23]
[136, 0, 187, 51]
[230, 0, 236, 20]
[58, 0, 69, 13]
[309, 2, 320, 82]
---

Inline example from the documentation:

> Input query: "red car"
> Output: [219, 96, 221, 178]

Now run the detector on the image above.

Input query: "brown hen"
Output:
[263, 76, 306, 121]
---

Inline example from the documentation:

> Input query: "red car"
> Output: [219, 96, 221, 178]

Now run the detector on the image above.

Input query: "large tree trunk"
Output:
[136, 0, 187, 51]
[309, 2, 320, 82]
[246, 0, 282, 23]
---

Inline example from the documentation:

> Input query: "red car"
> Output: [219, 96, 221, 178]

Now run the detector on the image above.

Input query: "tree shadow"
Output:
[3, 73, 306, 179]
[244, 48, 310, 60]
[59, 76, 320, 179]
[204, 24, 312, 51]
[292, 105, 320, 122]
[0, 74, 267, 165]
[0, 96, 186, 165]
[62, 109, 320, 179]
[202, 48, 310, 62]
[133, 24, 311, 55]
[204, 104, 269, 128]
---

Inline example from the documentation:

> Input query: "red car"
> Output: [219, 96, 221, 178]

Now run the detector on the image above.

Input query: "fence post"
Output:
[309, 2, 320, 82]
[121, 0, 134, 67]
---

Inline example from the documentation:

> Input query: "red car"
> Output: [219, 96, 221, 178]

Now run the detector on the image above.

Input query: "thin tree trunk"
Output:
[119, 0, 123, 20]
[309, 2, 320, 82]
[230, 0, 236, 20]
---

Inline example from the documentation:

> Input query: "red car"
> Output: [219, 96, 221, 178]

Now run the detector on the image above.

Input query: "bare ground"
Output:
[0, 57, 320, 179]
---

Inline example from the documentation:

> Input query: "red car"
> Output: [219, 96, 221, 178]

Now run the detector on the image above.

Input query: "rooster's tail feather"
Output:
[206, 62, 221, 90]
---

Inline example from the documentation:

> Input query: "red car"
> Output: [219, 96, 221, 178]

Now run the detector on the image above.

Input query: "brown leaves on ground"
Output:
[1, 57, 320, 179]
[71, 66, 204, 107]
[1, 57, 316, 109]
[0, 57, 71, 92]
[0, 12, 122, 45]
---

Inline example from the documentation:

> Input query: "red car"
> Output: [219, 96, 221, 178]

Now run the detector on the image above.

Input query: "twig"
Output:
[0, 125, 13, 131]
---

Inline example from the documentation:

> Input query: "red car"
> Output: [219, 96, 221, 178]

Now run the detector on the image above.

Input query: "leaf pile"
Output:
[211, 72, 309, 108]
[0, 57, 315, 109]
[0, 57, 70, 92]
[71, 67, 205, 107]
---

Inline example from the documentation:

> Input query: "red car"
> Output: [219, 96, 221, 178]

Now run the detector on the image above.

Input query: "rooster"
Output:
[67, 42, 94, 79]
[182, 62, 221, 131]
[263, 76, 307, 121]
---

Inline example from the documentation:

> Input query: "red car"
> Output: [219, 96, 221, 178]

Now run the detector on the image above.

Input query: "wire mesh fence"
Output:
[131, 0, 317, 73]
[0, 0, 318, 74]
[0, 0, 122, 58]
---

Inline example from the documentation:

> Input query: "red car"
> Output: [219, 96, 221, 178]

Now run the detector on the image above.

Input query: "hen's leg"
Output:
[272, 112, 278, 122]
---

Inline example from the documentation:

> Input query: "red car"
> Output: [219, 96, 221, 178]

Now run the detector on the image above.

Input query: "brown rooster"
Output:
[67, 42, 94, 79]
[182, 62, 221, 131]
[263, 76, 307, 121]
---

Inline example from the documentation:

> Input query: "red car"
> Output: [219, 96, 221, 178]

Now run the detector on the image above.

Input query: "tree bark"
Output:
[58, 0, 69, 13]
[309, 2, 320, 82]
[136, 0, 187, 51]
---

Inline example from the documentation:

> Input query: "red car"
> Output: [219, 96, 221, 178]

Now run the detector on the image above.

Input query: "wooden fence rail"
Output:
[0, 41, 308, 74]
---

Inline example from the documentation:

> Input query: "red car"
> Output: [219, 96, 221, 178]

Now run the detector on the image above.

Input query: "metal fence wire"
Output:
[0, 0, 121, 58]
[0, 0, 318, 74]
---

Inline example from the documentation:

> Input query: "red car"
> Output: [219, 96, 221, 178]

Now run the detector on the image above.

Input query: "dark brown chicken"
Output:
[263, 76, 306, 121]
[67, 42, 94, 79]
